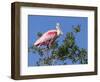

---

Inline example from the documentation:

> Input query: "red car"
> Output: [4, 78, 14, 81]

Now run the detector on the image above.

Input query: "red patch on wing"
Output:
[47, 31, 57, 35]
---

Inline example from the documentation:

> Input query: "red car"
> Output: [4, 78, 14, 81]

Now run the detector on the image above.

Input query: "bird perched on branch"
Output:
[34, 23, 63, 48]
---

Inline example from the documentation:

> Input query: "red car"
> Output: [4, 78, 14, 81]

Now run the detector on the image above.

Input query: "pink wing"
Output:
[34, 30, 57, 46]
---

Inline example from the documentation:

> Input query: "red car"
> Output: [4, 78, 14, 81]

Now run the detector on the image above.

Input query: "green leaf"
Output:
[37, 32, 43, 37]
[73, 25, 80, 33]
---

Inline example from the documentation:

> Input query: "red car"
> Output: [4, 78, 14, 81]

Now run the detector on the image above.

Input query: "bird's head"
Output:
[56, 23, 63, 36]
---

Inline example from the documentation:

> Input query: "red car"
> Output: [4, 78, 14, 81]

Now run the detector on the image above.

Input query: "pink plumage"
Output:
[34, 23, 63, 47]
[34, 30, 57, 47]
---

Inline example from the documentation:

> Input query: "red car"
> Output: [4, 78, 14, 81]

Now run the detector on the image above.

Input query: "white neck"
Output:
[56, 23, 62, 36]
[57, 28, 61, 36]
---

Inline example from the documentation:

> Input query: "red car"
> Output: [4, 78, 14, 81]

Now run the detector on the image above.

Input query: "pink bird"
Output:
[34, 23, 63, 48]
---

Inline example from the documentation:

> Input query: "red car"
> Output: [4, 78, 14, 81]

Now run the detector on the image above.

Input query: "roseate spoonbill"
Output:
[34, 23, 63, 48]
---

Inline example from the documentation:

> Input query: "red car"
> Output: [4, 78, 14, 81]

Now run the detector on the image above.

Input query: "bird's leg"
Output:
[45, 40, 50, 49]
[49, 39, 54, 48]
[47, 45, 49, 49]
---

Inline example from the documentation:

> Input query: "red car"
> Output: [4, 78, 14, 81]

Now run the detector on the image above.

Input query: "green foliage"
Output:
[29, 25, 88, 66]
[73, 24, 80, 33]
[37, 32, 43, 38]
